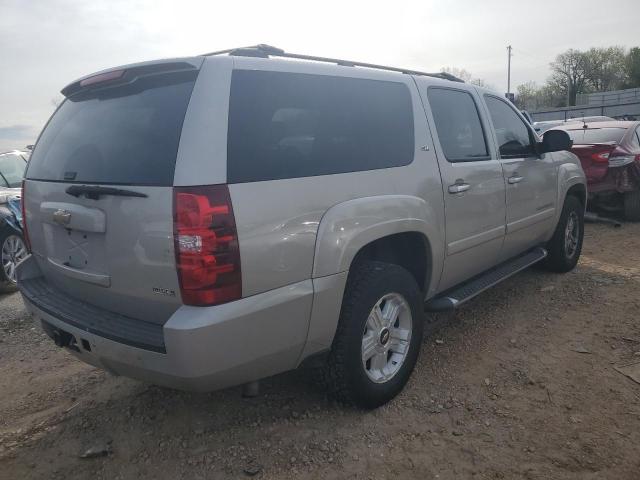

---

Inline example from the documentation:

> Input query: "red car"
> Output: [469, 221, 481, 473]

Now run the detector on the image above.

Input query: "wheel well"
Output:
[566, 184, 586, 208]
[350, 232, 431, 293]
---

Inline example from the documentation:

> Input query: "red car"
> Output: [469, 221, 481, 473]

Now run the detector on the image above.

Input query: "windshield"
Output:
[26, 70, 197, 186]
[0, 153, 27, 188]
[566, 127, 627, 145]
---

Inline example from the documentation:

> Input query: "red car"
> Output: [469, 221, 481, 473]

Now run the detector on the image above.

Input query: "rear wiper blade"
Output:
[65, 185, 148, 200]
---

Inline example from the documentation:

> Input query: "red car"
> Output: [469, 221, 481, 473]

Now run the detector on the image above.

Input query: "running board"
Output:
[425, 247, 547, 312]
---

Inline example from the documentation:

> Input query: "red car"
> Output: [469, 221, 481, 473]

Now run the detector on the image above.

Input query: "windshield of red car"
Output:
[566, 127, 627, 145]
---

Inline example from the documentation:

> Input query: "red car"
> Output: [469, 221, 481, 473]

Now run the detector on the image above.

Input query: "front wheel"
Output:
[324, 261, 424, 409]
[544, 195, 584, 273]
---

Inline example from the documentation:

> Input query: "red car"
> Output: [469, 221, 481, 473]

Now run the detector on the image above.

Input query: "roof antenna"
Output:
[581, 111, 588, 129]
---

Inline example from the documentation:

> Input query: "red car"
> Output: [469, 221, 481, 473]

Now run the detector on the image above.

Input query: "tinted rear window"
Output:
[227, 70, 414, 183]
[26, 70, 197, 186]
[566, 127, 627, 145]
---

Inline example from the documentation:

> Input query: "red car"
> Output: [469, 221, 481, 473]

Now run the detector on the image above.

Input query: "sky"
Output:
[1, 0, 639, 151]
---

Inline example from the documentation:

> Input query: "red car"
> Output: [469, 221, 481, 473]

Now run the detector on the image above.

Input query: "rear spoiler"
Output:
[61, 58, 202, 99]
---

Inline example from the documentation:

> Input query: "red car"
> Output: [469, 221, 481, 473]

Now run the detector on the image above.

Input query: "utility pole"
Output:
[507, 45, 513, 95]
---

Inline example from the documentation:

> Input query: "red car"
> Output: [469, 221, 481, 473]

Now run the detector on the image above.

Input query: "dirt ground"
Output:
[1, 221, 640, 480]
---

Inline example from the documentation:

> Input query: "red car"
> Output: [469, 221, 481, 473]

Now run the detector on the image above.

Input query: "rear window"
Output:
[26, 70, 197, 186]
[566, 127, 627, 145]
[227, 70, 414, 183]
[0, 153, 27, 188]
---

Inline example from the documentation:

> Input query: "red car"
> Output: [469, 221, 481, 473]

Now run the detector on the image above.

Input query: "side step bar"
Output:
[425, 247, 547, 312]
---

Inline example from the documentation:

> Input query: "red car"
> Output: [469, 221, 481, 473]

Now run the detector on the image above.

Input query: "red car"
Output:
[552, 121, 640, 220]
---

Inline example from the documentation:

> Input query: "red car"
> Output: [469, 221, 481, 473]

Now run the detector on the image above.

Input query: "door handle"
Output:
[508, 175, 524, 184]
[448, 182, 471, 194]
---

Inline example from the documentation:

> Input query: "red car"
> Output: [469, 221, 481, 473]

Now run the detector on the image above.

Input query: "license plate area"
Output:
[43, 224, 108, 275]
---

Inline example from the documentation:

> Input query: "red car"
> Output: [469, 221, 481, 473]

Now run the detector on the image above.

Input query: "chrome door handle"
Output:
[448, 182, 471, 194]
[508, 176, 524, 184]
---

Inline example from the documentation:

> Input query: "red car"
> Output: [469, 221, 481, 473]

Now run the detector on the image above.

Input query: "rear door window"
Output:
[427, 88, 489, 162]
[484, 96, 535, 158]
[227, 70, 414, 183]
[26, 70, 197, 186]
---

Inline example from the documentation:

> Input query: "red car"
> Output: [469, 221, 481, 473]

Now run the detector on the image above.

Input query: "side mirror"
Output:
[540, 130, 572, 153]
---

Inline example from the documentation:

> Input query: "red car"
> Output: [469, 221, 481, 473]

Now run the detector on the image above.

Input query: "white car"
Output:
[533, 116, 614, 134]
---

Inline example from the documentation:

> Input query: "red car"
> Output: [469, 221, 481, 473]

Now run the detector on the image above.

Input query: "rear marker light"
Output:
[173, 185, 241, 306]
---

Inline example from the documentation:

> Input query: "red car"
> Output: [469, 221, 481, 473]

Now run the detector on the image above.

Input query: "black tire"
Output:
[624, 190, 640, 221]
[324, 261, 424, 409]
[544, 195, 584, 273]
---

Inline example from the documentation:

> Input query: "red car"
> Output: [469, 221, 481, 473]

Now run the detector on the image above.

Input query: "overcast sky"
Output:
[1, 0, 639, 151]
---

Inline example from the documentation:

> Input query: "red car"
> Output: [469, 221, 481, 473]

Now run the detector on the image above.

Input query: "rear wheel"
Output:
[1, 231, 28, 292]
[623, 190, 640, 221]
[324, 261, 424, 409]
[544, 195, 584, 273]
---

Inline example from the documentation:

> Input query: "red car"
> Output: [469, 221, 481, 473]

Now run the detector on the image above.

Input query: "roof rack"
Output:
[201, 44, 464, 83]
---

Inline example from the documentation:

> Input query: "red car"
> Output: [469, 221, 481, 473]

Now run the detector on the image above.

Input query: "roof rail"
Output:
[201, 44, 464, 83]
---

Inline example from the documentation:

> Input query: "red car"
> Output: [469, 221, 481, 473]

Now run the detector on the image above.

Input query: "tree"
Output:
[584, 46, 627, 92]
[549, 49, 589, 106]
[440, 67, 494, 90]
[625, 47, 640, 88]
[440, 67, 472, 82]
[515, 81, 539, 110]
[469, 77, 496, 91]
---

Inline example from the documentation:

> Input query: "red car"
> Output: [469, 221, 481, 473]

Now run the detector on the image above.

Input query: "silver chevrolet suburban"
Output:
[17, 45, 586, 408]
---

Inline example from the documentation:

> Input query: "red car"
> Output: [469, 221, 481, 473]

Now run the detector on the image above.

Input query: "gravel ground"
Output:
[1, 222, 640, 480]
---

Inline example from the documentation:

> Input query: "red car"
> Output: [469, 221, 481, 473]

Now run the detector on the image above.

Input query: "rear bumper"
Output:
[18, 255, 314, 391]
[589, 163, 640, 194]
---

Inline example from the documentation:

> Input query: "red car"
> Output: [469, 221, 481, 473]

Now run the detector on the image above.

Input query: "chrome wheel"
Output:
[564, 211, 579, 259]
[361, 293, 412, 384]
[2, 234, 27, 284]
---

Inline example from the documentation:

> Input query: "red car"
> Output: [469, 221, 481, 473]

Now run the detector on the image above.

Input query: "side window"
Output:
[427, 88, 489, 162]
[484, 96, 535, 158]
[227, 71, 415, 183]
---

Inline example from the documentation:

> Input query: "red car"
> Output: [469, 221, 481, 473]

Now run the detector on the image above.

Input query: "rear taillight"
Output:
[21, 180, 31, 252]
[173, 185, 241, 306]
[591, 151, 611, 163]
[608, 147, 636, 167]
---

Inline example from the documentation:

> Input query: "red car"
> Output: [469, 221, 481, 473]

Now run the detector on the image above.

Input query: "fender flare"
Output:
[300, 195, 444, 361]
[312, 194, 444, 292]
[556, 160, 587, 226]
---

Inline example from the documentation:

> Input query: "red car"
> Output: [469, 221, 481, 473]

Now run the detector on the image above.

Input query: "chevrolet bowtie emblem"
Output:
[53, 209, 72, 226]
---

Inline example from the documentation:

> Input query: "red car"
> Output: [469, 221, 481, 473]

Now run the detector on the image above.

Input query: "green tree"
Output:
[549, 49, 589, 106]
[584, 46, 627, 92]
[625, 47, 640, 88]
[440, 67, 472, 82]
[515, 81, 539, 110]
